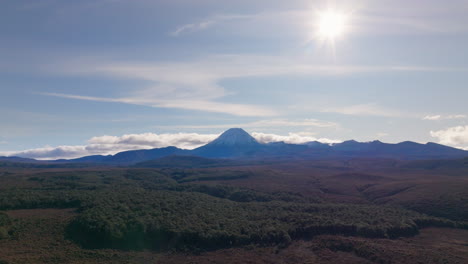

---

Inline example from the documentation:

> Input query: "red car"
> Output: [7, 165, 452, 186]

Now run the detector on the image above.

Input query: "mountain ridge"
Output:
[3, 128, 468, 164]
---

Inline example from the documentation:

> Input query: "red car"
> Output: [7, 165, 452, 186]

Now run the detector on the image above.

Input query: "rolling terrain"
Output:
[0, 129, 467, 263]
[0, 156, 467, 263]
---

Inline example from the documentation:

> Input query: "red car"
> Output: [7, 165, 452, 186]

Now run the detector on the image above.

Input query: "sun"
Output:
[318, 10, 347, 39]
[312, 9, 350, 44]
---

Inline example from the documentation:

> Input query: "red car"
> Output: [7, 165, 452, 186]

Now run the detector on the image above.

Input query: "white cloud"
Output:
[376, 132, 389, 138]
[0, 132, 220, 160]
[423, 114, 466, 120]
[252, 132, 341, 145]
[423, 115, 442, 120]
[88, 132, 219, 150]
[321, 103, 408, 117]
[430, 126, 468, 149]
[0, 130, 341, 160]
[0, 145, 89, 160]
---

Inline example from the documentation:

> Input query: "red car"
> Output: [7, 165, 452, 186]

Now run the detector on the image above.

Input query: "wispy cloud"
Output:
[360, 0, 468, 35]
[40, 54, 468, 117]
[43, 93, 276, 117]
[430, 125, 468, 149]
[156, 119, 339, 129]
[320, 103, 408, 117]
[169, 1, 468, 39]
[423, 114, 466, 121]
[169, 11, 298, 37]
[171, 20, 216, 36]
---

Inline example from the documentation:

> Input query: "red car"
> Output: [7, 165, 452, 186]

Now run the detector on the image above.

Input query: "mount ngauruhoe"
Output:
[2, 128, 468, 165]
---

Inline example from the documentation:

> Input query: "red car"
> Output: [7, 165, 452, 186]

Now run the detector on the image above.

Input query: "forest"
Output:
[0, 164, 466, 257]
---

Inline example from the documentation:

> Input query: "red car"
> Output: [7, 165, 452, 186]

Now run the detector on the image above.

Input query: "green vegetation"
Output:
[0, 212, 11, 239]
[161, 168, 252, 183]
[362, 181, 468, 222]
[0, 166, 466, 253]
[67, 189, 455, 251]
[0, 161, 94, 169]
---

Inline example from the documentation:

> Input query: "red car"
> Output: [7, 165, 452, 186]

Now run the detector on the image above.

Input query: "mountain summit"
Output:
[192, 128, 262, 158]
[208, 128, 260, 146]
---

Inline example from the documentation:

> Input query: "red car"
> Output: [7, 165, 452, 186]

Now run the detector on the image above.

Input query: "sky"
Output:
[1, 0, 468, 159]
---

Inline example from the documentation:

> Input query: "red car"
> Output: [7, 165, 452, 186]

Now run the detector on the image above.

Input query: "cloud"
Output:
[423, 114, 466, 121]
[448, 115, 466, 119]
[157, 119, 339, 129]
[252, 132, 341, 145]
[320, 103, 408, 117]
[376, 132, 389, 138]
[430, 126, 468, 149]
[0, 145, 90, 160]
[44, 93, 276, 117]
[39, 53, 468, 118]
[0, 132, 220, 160]
[171, 20, 216, 36]
[423, 115, 442, 121]
[169, 14, 255, 36]
[0, 130, 341, 160]
[168, 1, 468, 40]
[87, 132, 219, 150]
[360, 0, 468, 35]
[246, 119, 338, 128]
[170, 11, 300, 37]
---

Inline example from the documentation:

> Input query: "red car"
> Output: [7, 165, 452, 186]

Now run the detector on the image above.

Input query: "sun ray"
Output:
[318, 10, 348, 40]
[308, 8, 351, 58]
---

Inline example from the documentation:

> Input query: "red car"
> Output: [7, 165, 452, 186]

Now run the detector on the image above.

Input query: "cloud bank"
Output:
[252, 132, 341, 145]
[430, 126, 468, 149]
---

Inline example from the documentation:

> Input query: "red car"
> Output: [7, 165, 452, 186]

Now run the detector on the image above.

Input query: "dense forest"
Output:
[0, 212, 10, 240]
[0, 166, 466, 254]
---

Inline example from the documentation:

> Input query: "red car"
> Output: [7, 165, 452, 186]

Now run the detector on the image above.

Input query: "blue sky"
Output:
[1, 0, 468, 159]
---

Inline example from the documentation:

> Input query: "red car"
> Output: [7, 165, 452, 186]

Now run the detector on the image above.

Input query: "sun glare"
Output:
[314, 9, 349, 42]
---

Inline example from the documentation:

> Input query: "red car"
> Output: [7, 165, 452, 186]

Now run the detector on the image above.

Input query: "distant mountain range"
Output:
[1, 128, 468, 165]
